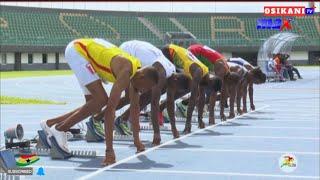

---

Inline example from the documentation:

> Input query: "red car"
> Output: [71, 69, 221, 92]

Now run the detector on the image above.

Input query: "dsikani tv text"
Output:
[264, 6, 315, 16]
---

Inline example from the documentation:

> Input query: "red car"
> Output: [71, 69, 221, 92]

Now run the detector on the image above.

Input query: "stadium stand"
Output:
[0, 5, 319, 48]
[175, 16, 211, 40]
[145, 16, 181, 34]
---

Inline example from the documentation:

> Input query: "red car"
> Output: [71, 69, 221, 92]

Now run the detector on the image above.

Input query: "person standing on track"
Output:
[273, 54, 286, 82]
[40, 38, 159, 166]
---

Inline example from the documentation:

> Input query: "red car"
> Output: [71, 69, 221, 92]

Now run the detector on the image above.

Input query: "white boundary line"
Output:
[206, 135, 320, 140]
[31, 165, 98, 170]
[237, 120, 319, 122]
[153, 148, 320, 155]
[30, 166, 319, 179]
[78, 105, 270, 180]
[89, 168, 320, 179]
[68, 145, 320, 155]
[6, 124, 319, 131]
[3, 119, 318, 126]
[2, 134, 318, 151]
[219, 125, 320, 130]
[91, 149, 318, 157]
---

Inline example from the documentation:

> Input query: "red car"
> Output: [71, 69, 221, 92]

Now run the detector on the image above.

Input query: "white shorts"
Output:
[65, 41, 100, 95]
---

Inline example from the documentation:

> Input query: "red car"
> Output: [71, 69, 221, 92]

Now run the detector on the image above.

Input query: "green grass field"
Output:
[0, 70, 71, 104]
[0, 96, 66, 105]
[0, 70, 73, 79]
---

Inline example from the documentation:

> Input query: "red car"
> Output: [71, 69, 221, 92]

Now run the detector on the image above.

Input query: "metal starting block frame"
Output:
[139, 125, 171, 131]
[36, 130, 51, 149]
[0, 149, 17, 174]
[0, 173, 20, 180]
[34, 130, 97, 159]
[5, 132, 97, 160]
[37, 128, 130, 159]
[113, 133, 134, 141]
[175, 116, 198, 123]
[7, 146, 97, 160]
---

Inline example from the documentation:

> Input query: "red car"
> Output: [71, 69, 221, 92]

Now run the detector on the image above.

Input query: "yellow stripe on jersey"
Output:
[168, 44, 208, 78]
[74, 39, 141, 83]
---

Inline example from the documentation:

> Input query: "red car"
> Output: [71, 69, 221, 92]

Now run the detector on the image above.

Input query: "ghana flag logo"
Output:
[16, 154, 40, 167]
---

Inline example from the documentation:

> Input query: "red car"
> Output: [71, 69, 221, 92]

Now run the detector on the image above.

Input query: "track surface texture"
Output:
[0, 67, 319, 180]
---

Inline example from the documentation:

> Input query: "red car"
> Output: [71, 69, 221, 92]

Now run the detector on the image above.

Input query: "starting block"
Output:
[8, 138, 97, 160]
[15, 136, 96, 159]
[85, 121, 134, 142]
[3, 124, 97, 161]
[8, 147, 97, 160]
[67, 128, 85, 141]
[49, 136, 72, 159]
[113, 129, 134, 141]
[113, 133, 134, 141]
[0, 150, 16, 173]
[9, 130, 97, 160]
[85, 121, 104, 142]
[36, 130, 51, 149]
[176, 116, 198, 123]
[0, 173, 20, 180]
[37, 129, 84, 149]
[140, 125, 171, 131]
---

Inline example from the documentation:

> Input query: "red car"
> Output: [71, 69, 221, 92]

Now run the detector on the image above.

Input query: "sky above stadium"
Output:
[1, 1, 319, 13]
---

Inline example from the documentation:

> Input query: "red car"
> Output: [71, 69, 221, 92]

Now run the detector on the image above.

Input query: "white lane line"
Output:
[68, 146, 320, 155]
[157, 148, 320, 155]
[237, 120, 319, 122]
[69, 145, 126, 149]
[31, 165, 98, 170]
[31, 166, 319, 179]
[94, 168, 320, 179]
[78, 105, 270, 180]
[219, 125, 320, 130]
[205, 135, 320, 140]
[7, 120, 318, 126]
[3, 133, 319, 141]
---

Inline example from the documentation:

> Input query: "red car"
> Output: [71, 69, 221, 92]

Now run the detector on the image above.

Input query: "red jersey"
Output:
[188, 44, 225, 64]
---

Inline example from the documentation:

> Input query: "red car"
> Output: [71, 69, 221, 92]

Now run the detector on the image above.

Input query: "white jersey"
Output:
[228, 57, 250, 67]
[227, 62, 248, 73]
[120, 40, 176, 78]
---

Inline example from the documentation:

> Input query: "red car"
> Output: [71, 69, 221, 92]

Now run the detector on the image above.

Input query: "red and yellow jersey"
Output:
[188, 44, 229, 71]
[188, 44, 225, 64]
[73, 38, 141, 83]
[167, 44, 208, 78]
[188, 44, 228, 72]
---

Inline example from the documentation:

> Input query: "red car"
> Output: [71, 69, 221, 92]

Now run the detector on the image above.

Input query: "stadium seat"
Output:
[0, 6, 319, 47]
